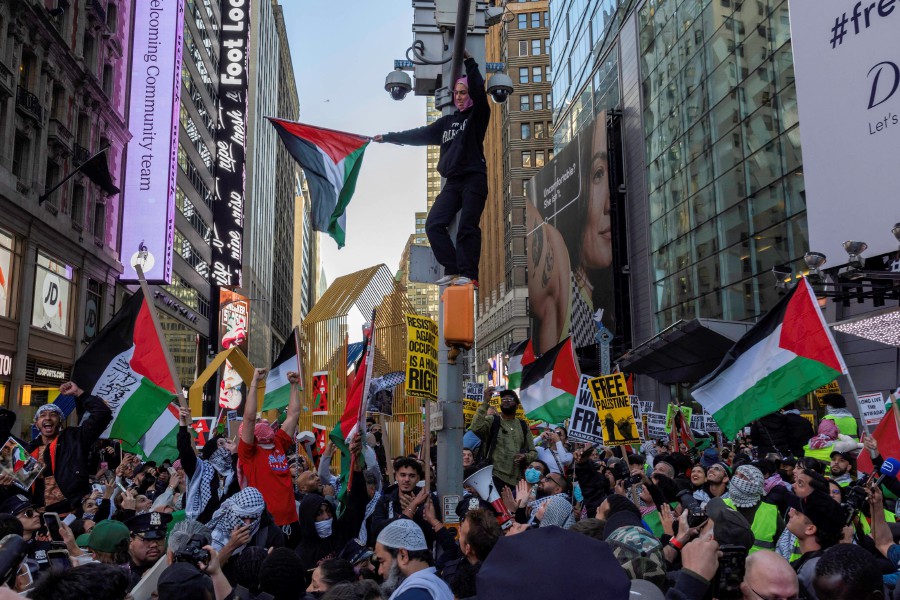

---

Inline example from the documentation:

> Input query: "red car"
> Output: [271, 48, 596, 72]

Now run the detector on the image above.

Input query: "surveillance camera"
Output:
[486, 73, 514, 104]
[385, 69, 412, 101]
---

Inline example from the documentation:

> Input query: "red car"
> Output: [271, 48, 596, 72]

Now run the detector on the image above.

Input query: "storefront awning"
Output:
[616, 319, 753, 385]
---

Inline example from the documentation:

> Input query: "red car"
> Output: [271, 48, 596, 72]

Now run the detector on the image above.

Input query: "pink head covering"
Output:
[238, 420, 276, 445]
[809, 419, 839, 449]
[455, 76, 474, 111]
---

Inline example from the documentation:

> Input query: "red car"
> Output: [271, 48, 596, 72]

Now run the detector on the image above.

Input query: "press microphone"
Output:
[874, 457, 900, 488]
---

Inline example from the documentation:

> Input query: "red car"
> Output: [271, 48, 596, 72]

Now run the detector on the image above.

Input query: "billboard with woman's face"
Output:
[526, 111, 619, 355]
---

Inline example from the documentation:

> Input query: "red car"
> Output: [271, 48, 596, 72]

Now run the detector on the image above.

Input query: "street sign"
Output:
[442, 494, 461, 524]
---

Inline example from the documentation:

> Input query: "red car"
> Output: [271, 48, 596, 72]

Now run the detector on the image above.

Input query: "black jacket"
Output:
[294, 470, 368, 576]
[574, 459, 610, 518]
[28, 394, 112, 506]
[177, 426, 240, 523]
[371, 486, 441, 548]
[751, 413, 790, 456]
[383, 58, 490, 179]
[784, 411, 816, 457]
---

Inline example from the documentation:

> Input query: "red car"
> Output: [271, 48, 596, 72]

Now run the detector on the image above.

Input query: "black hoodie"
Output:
[294, 470, 368, 575]
[382, 58, 490, 179]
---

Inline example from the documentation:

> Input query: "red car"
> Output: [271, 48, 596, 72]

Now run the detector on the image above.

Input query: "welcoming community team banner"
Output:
[525, 112, 618, 354]
[789, 0, 900, 266]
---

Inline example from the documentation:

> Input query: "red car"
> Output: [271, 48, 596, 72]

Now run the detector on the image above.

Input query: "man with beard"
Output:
[705, 462, 731, 500]
[177, 407, 239, 523]
[374, 520, 453, 600]
[24, 381, 112, 510]
[829, 450, 857, 487]
[470, 390, 536, 490]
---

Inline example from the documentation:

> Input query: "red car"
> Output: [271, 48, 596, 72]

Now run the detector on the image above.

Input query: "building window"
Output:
[521, 123, 531, 139]
[534, 94, 543, 110]
[12, 132, 29, 179]
[535, 122, 545, 139]
[543, 11, 549, 27]
[519, 41, 528, 56]
[91, 200, 106, 240]
[518, 13, 527, 29]
[535, 150, 545, 168]
[532, 66, 543, 83]
[0, 229, 13, 318]
[32, 252, 74, 336]
[531, 12, 540, 28]
[520, 95, 530, 111]
[519, 67, 529, 84]
[70, 184, 85, 228]
[531, 39, 541, 55]
[522, 151, 532, 168]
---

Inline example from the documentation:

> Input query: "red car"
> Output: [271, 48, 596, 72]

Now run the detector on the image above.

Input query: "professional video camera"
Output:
[676, 488, 709, 530]
[173, 534, 211, 568]
[610, 461, 643, 489]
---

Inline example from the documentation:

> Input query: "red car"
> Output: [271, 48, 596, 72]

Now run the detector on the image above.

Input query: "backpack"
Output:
[473, 415, 529, 470]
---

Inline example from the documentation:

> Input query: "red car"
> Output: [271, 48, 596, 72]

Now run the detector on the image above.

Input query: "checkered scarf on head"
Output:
[537, 494, 575, 529]
[728, 465, 765, 508]
[184, 448, 235, 521]
[206, 487, 265, 552]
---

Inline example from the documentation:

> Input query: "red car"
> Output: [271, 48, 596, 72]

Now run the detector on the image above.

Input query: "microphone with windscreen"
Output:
[874, 457, 900, 488]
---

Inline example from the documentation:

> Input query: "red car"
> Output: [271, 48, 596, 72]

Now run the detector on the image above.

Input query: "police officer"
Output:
[125, 511, 172, 582]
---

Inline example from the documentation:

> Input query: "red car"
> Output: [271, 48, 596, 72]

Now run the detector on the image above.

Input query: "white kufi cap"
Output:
[376, 519, 428, 551]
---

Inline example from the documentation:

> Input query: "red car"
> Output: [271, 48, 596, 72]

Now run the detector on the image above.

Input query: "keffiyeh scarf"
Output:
[207, 487, 265, 552]
[185, 448, 235, 521]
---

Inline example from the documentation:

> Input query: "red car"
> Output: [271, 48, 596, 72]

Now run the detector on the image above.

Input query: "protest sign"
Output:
[645, 412, 667, 439]
[703, 413, 721, 433]
[813, 380, 841, 407]
[858, 392, 886, 427]
[588, 373, 640, 446]
[799, 411, 817, 430]
[462, 383, 485, 428]
[568, 375, 605, 445]
[405, 314, 438, 401]
[664, 404, 693, 433]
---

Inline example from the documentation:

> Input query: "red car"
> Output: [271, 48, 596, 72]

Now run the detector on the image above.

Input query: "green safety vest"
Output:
[790, 538, 802, 563]
[725, 499, 778, 553]
[823, 414, 859, 439]
[860, 509, 897, 535]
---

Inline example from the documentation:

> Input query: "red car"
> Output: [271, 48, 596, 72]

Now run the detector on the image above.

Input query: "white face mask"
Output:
[314, 518, 333, 539]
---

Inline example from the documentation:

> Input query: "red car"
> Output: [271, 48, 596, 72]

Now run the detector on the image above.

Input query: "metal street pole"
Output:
[434, 0, 473, 518]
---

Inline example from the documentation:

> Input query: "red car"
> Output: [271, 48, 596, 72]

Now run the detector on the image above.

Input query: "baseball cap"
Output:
[157, 563, 214, 600]
[82, 519, 130, 553]
[606, 525, 666, 586]
[829, 450, 857, 464]
[798, 490, 845, 538]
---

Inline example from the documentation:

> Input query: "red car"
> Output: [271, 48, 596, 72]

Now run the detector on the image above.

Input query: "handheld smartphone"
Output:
[43, 512, 62, 542]
[116, 480, 129, 494]
[711, 544, 748, 600]
[46, 548, 70, 572]
[92, 483, 106, 495]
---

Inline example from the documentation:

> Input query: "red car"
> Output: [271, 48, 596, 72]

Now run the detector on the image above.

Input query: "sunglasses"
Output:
[19, 509, 35, 518]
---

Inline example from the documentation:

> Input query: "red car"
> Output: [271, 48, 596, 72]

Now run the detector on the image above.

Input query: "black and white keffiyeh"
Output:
[185, 448, 235, 521]
[207, 487, 265, 552]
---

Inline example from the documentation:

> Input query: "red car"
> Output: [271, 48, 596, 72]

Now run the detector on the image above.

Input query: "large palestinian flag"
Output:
[262, 329, 301, 411]
[268, 118, 369, 248]
[72, 290, 179, 457]
[692, 277, 848, 439]
[519, 337, 580, 423]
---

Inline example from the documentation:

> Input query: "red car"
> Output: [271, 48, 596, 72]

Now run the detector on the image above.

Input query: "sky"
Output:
[280, 1, 428, 286]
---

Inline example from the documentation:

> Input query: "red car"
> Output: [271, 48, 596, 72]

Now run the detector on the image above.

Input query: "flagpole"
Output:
[38, 147, 114, 204]
[134, 264, 189, 411]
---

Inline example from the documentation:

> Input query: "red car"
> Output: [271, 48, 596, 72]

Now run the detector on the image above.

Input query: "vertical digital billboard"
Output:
[120, 0, 185, 283]
[526, 110, 623, 355]
[211, 0, 250, 287]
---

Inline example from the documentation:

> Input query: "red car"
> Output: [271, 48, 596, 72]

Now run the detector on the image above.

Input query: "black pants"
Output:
[425, 173, 488, 280]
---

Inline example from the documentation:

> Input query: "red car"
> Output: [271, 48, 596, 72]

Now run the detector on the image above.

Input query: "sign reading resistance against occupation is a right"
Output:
[588, 373, 641, 446]
[405, 314, 438, 401]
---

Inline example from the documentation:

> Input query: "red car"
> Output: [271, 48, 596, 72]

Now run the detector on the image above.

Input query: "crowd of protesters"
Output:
[0, 373, 897, 600]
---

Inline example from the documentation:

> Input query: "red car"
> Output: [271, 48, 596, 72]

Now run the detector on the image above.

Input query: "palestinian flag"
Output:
[121, 403, 183, 464]
[519, 337, 580, 423]
[262, 329, 301, 411]
[268, 118, 369, 248]
[507, 339, 535, 392]
[72, 290, 178, 449]
[692, 277, 848, 439]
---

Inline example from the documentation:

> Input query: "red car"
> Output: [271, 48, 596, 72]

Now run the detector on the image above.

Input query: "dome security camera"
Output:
[385, 69, 412, 101]
[486, 73, 514, 104]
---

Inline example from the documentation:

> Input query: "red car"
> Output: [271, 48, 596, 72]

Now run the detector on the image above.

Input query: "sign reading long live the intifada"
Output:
[588, 373, 640, 446]
[405, 314, 438, 401]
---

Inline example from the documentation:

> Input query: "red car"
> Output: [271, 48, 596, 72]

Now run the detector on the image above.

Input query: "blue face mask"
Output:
[525, 468, 541, 484]
[573, 483, 583, 503]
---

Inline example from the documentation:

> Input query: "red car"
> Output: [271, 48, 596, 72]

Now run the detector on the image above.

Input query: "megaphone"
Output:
[463, 465, 513, 528]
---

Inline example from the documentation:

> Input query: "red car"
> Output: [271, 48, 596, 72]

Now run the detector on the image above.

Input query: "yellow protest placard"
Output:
[813, 380, 841, 407]
[588, 373, 641, 446]
[405, 314, 438, 401]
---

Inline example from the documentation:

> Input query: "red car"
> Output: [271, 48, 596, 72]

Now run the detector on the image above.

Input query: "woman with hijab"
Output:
[375, 49, 491, 286]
